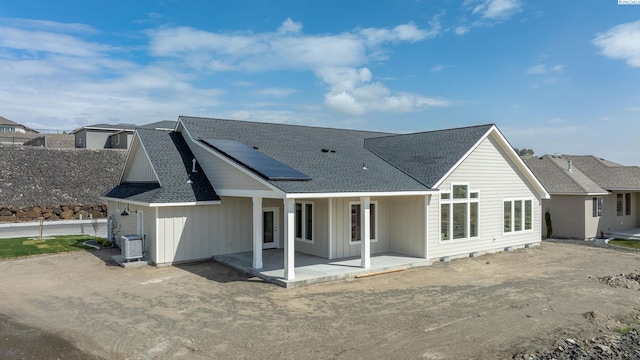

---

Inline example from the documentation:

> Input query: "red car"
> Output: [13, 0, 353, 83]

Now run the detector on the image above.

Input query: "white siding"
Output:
[326, 195, 427, 258]
[294, 199, 329, 258]
[156, 197, 252, 264]
[122, 139, 157, 182]
[387, 196, 425, 257]
[183, 133, 270, 191]
[428, 134, 542, 260]
[107, 201, 154, 253]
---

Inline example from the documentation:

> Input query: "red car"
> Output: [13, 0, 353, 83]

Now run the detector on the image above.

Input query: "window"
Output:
[440, 184, 479, 241]
[350, 201, 378, 243]
[592, 197, 603, 217]
[617, 194, 623, 216]
[504, 199, 533, 233]
[295, 202, 313, 241]
[625, 193, 632, 216]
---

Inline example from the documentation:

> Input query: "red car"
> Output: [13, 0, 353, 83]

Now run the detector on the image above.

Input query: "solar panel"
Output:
[200, 138, 311, 181]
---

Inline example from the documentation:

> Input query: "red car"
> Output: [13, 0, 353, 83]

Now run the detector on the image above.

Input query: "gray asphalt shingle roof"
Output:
[364, 124, 494, 188]
[104, 129, 219, 203]
[139, 121, 177, 130]
[525, 155, 640, 194]
[180, 116, 496, 193]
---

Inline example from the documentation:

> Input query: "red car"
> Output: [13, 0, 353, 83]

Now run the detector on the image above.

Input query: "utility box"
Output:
[120, 234, 143, 261]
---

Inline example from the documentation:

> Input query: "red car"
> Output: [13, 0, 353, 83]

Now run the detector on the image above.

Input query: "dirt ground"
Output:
[1, 242, 639, 360]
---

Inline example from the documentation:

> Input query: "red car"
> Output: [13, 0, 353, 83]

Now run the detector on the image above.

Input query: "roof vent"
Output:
[362, 163, 368, 170]
[191, 158, 198, 173]
[568, 160, 573, 173]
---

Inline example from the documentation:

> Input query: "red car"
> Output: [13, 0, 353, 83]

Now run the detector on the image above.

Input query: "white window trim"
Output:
[592, 197, 603, 218]
[349, 200, 379, 244]
[295, 201, 314, 243]
[502, 198, 534, 235]
[439, 183, 480, 244]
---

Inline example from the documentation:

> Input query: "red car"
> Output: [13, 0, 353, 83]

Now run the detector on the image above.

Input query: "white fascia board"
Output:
[100, 196, 221, 208]
[432, 125, 551, 200]
[179, 122, 286, 197]
[285, 190, 436, 199]
[216, 189, 283, 198]
[549, 192, 610, 196]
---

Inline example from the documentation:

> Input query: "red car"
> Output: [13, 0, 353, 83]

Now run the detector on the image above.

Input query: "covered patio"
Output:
[212, 250, 432, 288]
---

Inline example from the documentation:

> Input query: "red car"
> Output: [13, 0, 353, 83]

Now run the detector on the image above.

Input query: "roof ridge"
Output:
[364, 123, 495, 141]
[543, 155, 604, 194]
[178, 115, 394, 136]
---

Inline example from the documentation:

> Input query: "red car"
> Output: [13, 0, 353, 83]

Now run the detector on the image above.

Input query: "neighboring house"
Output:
[72, 123, 136, 149]
[525, 155, 640, 239]
[0, 116, 38, 133]
[102, 116, 548, 280]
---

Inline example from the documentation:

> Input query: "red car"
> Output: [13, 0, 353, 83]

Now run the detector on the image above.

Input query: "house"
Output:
[0, 116, 38, 134]
[72, 123, 136, 149]
[101, 116, 548, 282]
[525, 155, 640, 239]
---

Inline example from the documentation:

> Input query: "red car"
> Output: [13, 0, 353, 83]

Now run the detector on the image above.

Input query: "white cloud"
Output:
[149, 18, 449, 115]
[430, 65, 446, 72]
[251, 88, 297, 98]
[277, 18, 303, 35]
[454, 26, 470, 36]
[472, 0, 523, 20]
[458, 0, 522, 34]
[0, 16, 451, 129]
[526, 65, 546, 74]
[316, 67, 450, 115]
[0, 26, 106, 57]
[526, 64, 565, 75]
[593, 20, 640, 67]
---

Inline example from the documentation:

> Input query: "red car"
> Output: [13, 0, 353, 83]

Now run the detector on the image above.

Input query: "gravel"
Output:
[514, 239, 640, 359]
[0, 146, 126, 207]
[513, 330, 640, 360]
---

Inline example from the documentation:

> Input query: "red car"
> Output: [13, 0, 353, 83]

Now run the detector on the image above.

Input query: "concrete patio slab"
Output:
[607, 228, 640, 240]
[212, 250, 432, 288]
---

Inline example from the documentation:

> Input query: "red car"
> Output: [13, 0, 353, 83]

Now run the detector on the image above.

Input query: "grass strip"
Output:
[0, 235, 94, 259]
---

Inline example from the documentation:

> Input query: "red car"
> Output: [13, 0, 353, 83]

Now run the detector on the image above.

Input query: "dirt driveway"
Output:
[1, 242, 639, 359]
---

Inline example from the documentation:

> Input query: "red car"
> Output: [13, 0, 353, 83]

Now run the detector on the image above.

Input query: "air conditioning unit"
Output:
[120, 234, 143, 261]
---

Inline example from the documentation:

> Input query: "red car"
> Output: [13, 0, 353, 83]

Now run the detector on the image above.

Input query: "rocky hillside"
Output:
[0, 147, 127, 207]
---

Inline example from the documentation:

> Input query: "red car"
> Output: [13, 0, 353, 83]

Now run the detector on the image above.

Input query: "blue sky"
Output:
[1, 1, 639, 165]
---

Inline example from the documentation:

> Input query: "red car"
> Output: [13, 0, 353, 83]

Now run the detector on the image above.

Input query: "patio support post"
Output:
[252, 197, 263, 269]
[360, 196, 371, 268]
[284, 198, 295, 280]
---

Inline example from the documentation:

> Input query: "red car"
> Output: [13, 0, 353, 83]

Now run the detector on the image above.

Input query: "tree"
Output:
[513, 148, 535, 157]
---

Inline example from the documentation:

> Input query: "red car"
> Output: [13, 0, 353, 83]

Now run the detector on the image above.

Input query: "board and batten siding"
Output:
[182, 133, 271, 192]
[293, 198, 330, 258]
[121, 140, 157, 182]
[330, 196, 425, 259]
[156, 196, 252, 264]
[386, 196, 426, 258]
[107, 201, 155, 256]
[428, 134, 542, 260]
